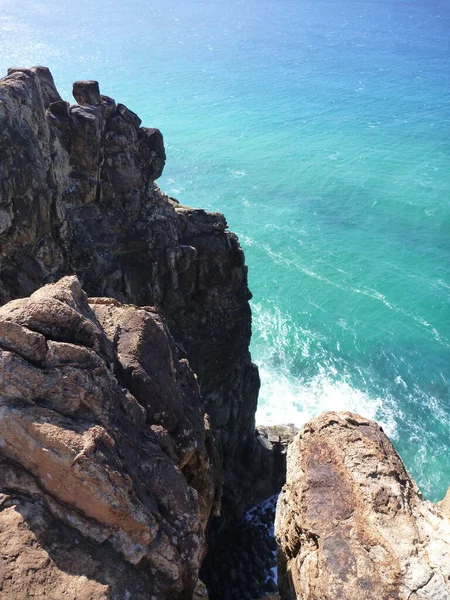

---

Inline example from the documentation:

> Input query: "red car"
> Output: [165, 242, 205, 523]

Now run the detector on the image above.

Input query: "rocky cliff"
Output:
[2, 65, 449, 600]
[0, 65, 295, 599]
[0, 65, 264, 522]
[276, 412, 450, 600]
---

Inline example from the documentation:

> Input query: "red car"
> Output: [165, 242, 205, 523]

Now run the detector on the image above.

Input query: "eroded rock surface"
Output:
[0, 276, 212, 599]
[0, 65, 260, 521]
[275, 412, 450, 600]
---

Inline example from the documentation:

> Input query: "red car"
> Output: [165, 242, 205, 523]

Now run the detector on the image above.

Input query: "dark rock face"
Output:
[203, 426, 296, 599]
[0, 276, 212, 599]
[275, 412, 450, 600]
[201, 495, 279, 600]
[0, 66, 260, 522]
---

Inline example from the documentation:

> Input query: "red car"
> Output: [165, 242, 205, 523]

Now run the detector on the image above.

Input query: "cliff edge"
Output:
[0, 66, 264, 522]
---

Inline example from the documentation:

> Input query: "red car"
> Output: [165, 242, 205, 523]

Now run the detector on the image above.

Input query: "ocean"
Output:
[1, 0, 449, 501]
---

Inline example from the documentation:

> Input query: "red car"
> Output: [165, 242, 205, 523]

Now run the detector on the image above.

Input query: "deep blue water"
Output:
[1, 0, 449, 500]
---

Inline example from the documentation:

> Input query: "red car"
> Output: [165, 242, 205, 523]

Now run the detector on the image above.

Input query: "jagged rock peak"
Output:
[275, 411, 450, 600]
[72, 79, 102, 105]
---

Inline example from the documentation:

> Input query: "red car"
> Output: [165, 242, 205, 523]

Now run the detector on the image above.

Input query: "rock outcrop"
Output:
[275, 412, 450, 600]
[0, 276, 215, 599]
[0, 65, 260, 522]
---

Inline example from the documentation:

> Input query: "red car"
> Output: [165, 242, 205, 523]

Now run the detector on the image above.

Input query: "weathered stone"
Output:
[48, 100, 70, 117]
[0, 319, 47, 362]
[257, 433, 273, 451]
[7, 65, 62, 105]
[73, 80, 101, 105]
[117, 102, 142, 128]
[0, 277, 212, 598]
[138, 126, 166, 179]
[275, 412, 450, 600]
[193, 579, 209, 599]
[91, 297, 219, 527]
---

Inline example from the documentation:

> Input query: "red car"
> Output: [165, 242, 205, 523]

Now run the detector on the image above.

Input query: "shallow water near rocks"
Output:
[1, 0, 449, 501]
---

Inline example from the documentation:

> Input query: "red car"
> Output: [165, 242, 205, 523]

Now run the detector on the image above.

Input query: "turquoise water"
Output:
[1, 0, 449, 500]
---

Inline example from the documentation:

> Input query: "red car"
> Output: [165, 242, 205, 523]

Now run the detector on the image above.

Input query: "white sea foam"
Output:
[252, 302, 398, 438]
[255, 365, 398, 439]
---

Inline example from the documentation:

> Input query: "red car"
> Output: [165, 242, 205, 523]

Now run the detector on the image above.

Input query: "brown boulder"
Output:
[91, 296, 220, 527]
[275, 412, 450, 600]
[0, 276, 213, 598]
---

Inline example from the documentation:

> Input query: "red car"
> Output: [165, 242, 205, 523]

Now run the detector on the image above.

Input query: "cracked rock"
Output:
[0, 276, 214, 599]
[275, 412, 450, 600]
